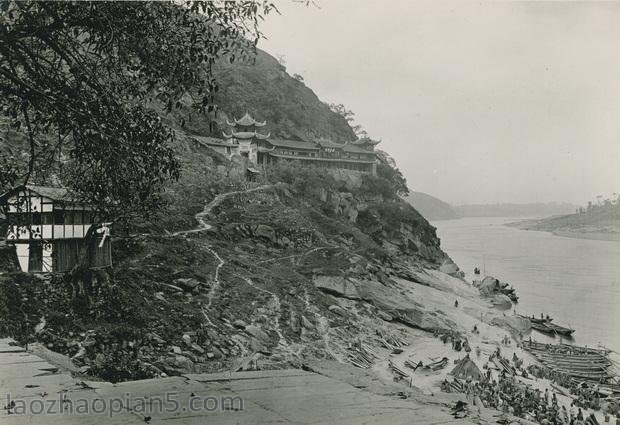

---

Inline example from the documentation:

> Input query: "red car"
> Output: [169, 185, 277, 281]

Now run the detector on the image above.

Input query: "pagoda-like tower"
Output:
[223, 112, 271, 164]
[350, 136, 381, 151]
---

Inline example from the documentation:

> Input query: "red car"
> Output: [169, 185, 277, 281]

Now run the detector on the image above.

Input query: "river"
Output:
[433, 217, 620, 353]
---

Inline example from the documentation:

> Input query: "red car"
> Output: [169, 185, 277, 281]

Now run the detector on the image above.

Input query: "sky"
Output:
[258, 1, 620, 205]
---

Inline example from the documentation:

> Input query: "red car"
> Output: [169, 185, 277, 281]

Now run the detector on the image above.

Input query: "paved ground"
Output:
[0, 338, 486, 424]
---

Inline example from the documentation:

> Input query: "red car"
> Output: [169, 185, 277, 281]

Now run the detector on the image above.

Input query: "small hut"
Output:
[450, 356, 483, 381]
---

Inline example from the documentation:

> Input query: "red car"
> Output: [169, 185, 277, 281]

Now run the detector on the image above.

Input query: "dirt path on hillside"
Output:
[172, 184, 280, 324]
[171, 184, 278, 237]
[242, 277, 290, 351]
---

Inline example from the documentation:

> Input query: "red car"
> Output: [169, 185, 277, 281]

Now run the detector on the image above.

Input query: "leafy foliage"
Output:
[0, 0, 276, 222]
[263, 160, 340, 197]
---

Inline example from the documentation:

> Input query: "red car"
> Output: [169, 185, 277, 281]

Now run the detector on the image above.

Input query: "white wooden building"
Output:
[0, 185, 112, 273]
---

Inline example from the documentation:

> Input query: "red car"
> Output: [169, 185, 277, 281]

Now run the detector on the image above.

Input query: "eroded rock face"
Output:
[313, 276, 362, 300]
[313, 275, 456, 332]
[490, 315, 530, 335]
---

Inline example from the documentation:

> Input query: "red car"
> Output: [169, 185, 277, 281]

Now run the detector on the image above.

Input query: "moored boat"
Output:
[518, 314, 553, 324]
[546, 322, 575, 336]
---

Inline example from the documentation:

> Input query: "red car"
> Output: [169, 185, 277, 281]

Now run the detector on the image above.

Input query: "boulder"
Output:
[301, 316, 314, 330]
[255, 225, 277, 243]
[328, 305, 347, 316]
[377, 310, 393, 322]
[245, 325, 270, 344]
[476, 276, 501, 295]
[190, 343, 205, 354]
[233, 319, 248, 329]
[171, 355, 194, 370]
[249, 338, 271, 355]
[147, 332, 165, 345]
[211, 347, 224, 359]
[439, 259, 460, 276]
[173, 278, 201, 292]
[490, 294, 513, 310]
[313, 276, 361, 300]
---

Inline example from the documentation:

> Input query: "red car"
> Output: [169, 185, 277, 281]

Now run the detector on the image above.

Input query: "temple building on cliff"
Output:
[194, 112, 379, 175]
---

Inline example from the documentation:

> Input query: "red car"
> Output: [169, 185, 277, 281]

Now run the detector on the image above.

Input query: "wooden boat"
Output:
[530, 322, 555, 334]
[523, 341, 617, 383]
[546, 322, 575, 336]
[529, 321, 574, 336]
[518, 314, 552, 324]
[423, 357, 449, 371]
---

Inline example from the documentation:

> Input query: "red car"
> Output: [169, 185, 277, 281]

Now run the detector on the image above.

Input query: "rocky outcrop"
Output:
[313, 275, 456, 332]
[313, 276, 362, 300]
[490, 294, 513, 310]
[490, 315, 530, 335]
[473, 275, 517, 309]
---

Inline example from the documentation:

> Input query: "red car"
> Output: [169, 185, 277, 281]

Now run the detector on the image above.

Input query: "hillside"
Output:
[404, 191, 459, 221]
[165, 49, 357, 143]
[0, 47, 476, 382]
[454, 202, 577, 218]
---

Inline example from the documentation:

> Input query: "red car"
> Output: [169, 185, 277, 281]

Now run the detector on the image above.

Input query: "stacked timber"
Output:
[389, 360, 410, 379]
[347, 341, 379, 369]
[492, 356, 516, 375]
[376, 329, 408, 351]
[404, 359, 421, 370]
[523, 341, 617, 383]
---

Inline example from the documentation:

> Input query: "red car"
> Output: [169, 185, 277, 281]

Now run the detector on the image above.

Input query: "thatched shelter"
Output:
[450, 356, 483, 381]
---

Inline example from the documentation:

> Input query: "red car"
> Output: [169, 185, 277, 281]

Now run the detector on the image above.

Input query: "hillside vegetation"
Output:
[165, 50, 356, 143]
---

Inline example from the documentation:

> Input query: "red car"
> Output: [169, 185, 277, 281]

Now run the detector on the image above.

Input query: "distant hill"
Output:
[454, 202, 577, 218]
[405, 192, 459, 221]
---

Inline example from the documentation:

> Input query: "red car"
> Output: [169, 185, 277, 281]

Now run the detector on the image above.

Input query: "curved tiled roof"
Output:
[342, 144, 377, 154]
[315, 139, 347, 149]
[0, 184, 81, 204]
[223, 131, 270, 140]
[191, 135, 236, 147]
[227, 112, 266, 127]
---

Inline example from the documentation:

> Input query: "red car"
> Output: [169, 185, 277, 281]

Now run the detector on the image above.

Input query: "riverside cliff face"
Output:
[0, 48, 464, 382]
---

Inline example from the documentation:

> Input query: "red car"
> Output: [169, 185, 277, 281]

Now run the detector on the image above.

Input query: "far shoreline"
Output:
[547, 229, 620, 243]
[505, 218, 620, 243]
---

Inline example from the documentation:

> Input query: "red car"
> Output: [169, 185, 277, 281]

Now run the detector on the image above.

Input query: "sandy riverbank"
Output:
[353, 268, 619, 425]
[549, 230, 620, 242]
